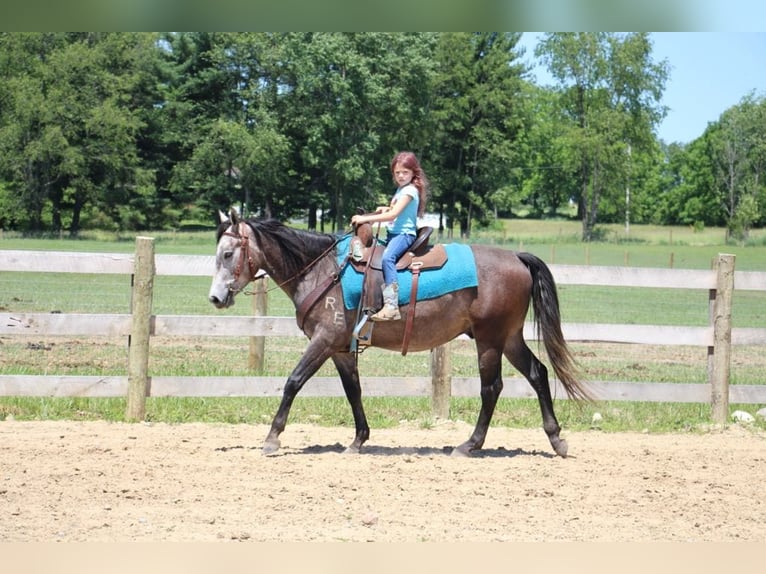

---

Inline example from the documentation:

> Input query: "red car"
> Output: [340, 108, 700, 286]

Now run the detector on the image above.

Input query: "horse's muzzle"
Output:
[208, 291, 235, 309]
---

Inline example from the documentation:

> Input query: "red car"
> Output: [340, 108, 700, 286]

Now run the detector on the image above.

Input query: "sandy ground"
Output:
[1, 419, 764, 542]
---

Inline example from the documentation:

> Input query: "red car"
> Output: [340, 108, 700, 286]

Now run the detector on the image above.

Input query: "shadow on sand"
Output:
[215, 443, 557, 459]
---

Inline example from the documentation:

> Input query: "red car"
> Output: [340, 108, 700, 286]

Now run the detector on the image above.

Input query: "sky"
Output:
[518, 32, 766, 144]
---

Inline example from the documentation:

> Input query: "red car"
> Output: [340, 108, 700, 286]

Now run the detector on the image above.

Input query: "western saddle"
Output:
[349, 221, 447, 355]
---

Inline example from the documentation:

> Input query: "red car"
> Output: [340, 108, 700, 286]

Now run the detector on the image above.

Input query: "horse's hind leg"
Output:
[331, 353, 370, 454]
[504, 337, 567, 457]
[452, 344, 503, 457]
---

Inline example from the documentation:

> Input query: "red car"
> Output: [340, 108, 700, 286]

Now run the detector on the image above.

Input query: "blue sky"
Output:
[518, 32, 766, 144]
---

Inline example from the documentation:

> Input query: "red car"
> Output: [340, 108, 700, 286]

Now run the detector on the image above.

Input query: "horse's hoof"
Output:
[343, 446, 360, 455]
[262, 440, 280, 455]
[450, 446, 471, 458]
[552, 438, 568, 458]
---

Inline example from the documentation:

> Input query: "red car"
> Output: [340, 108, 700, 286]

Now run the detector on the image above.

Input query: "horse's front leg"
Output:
[331, 353, 370, 454]
[263, 339, 333, 454]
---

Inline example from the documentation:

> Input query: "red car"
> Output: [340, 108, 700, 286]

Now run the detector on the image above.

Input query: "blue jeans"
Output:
[381, 232, 416, 285]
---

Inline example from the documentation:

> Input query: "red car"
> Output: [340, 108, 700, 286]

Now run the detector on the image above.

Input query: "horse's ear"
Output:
[218, 210, 230, 225]
[229, 208, 240, 225]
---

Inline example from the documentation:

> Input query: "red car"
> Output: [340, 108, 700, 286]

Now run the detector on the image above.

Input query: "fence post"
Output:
[430, 343, 451, 419]
[709, 253, 735, 426]
[126, 237, 155, 421]
[248, 277, 268, 372]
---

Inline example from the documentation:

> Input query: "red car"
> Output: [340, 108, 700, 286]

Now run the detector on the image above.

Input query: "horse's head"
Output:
[208, 209, 265, 309]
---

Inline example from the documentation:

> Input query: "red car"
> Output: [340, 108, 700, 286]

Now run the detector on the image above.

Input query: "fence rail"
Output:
[2, 240, 766, 424]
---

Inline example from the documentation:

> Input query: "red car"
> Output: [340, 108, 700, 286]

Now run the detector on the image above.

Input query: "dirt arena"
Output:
[1, 419, 764, 542]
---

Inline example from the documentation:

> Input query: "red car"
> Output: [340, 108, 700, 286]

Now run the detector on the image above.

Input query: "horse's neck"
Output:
[289, 254, 338, 304]
[256, 234, 337, 302]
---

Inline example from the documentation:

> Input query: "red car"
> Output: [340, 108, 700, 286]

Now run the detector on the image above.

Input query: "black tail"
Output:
[517, 252, 593, 402]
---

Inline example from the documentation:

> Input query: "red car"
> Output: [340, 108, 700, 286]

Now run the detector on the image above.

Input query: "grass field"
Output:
[1, 219, 765, 431]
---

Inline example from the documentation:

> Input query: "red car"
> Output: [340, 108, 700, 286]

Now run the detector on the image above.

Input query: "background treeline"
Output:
[0, 32, 764, 241]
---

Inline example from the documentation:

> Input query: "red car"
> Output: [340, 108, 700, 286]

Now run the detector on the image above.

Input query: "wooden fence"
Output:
[2, 237, 765, 425]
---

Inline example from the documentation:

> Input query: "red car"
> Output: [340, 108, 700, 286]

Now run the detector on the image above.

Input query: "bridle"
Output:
[220, 222, 260, 293]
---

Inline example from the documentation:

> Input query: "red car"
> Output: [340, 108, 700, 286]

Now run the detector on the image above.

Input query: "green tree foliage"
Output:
[654, 94, 766, 240]
[535, 33, 669, 240]
[520, 85, 579, 218]
[0, 32, 762, 238]
[165, 33, 291, 222]
[0, 32, 160, 235]
[657, 139, 720, 227]
[430, 32, 527, 237]
[708, 94, 766, 241]
[279, 32, 438, 231]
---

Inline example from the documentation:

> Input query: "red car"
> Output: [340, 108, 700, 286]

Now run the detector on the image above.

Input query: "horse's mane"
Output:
[219, 217, 338, 278]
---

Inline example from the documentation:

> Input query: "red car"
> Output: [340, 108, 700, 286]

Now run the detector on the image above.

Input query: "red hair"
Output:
[390, 151, 429, 217]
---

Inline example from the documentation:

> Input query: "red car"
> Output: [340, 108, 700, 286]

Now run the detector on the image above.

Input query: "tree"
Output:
[166, 33, 293, 221]
[0, 33, 160, 234]
[6, 32, 761, 240]
[657, 138, 721, 227]
[518, 84, 579, 218]
[709, 93, 766, 241]
[0, 33, 68, 231]
[430, 32, 527, 237]
[278, 33, 438, 231]
[536, 33, 668, 240]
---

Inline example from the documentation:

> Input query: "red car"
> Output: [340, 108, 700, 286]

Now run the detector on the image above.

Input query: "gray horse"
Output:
[208, 211, 591, 457]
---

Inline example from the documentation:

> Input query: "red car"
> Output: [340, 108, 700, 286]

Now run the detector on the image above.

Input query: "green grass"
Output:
[2, 220, 765, 431]
[1, 394, 762, 433]
[456, 219, 766, 270]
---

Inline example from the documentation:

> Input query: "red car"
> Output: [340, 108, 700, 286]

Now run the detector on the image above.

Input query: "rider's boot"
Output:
[371, 283, 401, 321]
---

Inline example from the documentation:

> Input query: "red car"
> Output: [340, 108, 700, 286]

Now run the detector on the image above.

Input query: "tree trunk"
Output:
[50, 185, 63, 233]
[69, 196, 84, 238]
[308, 204, 317, 231]
[334, 185, 344, 233]
[579, 164, 591, 241]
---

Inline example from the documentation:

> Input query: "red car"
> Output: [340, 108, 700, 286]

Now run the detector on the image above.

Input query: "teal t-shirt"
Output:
[388, 184, 419, 236]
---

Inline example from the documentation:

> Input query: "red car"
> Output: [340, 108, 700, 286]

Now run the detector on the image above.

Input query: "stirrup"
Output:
[351, 312, 374, 349]
[350, 237, 364, 262]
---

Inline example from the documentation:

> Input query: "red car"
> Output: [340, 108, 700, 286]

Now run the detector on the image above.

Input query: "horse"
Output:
[208, 210, 592, 457]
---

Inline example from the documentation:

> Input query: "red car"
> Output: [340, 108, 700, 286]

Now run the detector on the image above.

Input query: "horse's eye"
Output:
[223, 251, 234, 261]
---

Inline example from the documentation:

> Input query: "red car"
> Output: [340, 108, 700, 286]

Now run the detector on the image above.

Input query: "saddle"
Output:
[349, 223, 447, 355]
